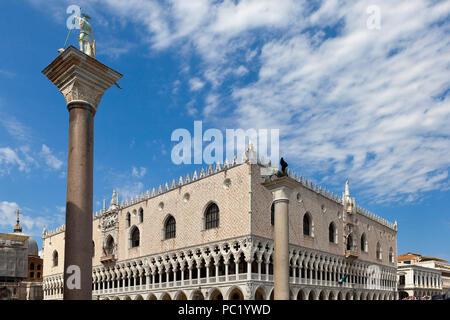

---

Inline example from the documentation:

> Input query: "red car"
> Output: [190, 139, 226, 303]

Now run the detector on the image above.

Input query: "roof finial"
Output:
[14, 208, 22, 233]
[109, 188, 118, 210]
[345, 179, 350, 197]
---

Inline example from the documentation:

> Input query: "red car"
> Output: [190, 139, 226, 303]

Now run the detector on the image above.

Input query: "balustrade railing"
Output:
[86, 272, 396, 298]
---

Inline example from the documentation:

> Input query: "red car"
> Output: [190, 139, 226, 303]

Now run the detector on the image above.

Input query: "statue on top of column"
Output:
[74, 13, 96, 58]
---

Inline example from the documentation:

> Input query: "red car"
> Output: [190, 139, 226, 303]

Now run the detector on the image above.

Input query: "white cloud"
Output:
[234, 65, 249, 76]
[0, 113, 30, 142]
[0, 147, 27, 174]
[0, 201, 19, 228]
[131, 166, 147, 178]
[40, 144, 63, 170]
[186, 100, 198, 116]
[117, 182, 145, 201]
[228, 0, 450, 201]
[203, 94, 220, 117]
[93, 0, 448, 201]
[0, 201, 61, 239]
[189, 77, 205, 91]
[26, 0, 450, 202]
[0, 69, 16, 78]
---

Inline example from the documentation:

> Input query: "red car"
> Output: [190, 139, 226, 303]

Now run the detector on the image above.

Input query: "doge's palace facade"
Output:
[42, 150, 398, 300]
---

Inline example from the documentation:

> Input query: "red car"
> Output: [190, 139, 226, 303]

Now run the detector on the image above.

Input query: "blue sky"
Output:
[0, 0, 449, 260]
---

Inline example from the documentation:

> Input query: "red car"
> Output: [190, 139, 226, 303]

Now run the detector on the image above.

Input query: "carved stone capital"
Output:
[42, 46, 122, 114]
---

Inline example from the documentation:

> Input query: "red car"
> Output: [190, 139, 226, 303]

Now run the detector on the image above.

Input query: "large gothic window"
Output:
[346, 234, 353, 250]
[126, 212, 131, 228]
[389, 247, 393, 263]
[376, 242, 382, 260]
[165, 216, 176, 239]
[329, 222, 336, 243]
[52, 250, 58, 267]
[303, 213, 312, 236]
[105, 236, 115, 255]
[130, 227, 140, 248]
[205, 203, 219, 229]
[361, 233, 367, 252]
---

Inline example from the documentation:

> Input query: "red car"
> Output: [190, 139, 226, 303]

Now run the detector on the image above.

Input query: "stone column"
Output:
[42, 47, 122, 300]
[265, 261, 269, 281]
[189, 266, 193, 285]
[151, 273, 155, 289]
[262, 177, 297, 300]
[225, 262, 229, 282]
[180, 265, 185, 283]
[215, 262, 219, 283]
[257, 260, 262, 280]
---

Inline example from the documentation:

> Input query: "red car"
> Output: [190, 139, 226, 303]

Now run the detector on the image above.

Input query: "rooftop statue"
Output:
[58, 12, 96, 58]
[277, 157, 288, 177]
[74, 13, 96, 58]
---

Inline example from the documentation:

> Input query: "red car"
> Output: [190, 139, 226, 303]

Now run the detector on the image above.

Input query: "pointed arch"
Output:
[318, 290, 326, 300]
[228, 287, 244, 300]
[307, 290, 316, 300]
[254, 286, 266, 300]
[204, 202, 220, 229]
[346, 233, 353, 250]
[360, 233, 367, 252]
[303, 212, 313, 236]
[126, 212, 131, 227]
[52, 250, 58, 267]
[146, 293, 157, 300]
[174, 291, 187, 300]
[105, 235, 115, 255]
[129, 226, 140, 248]
[164, 215, 176, 239]
[160, 292, 171, 300]
[329, 222, 337, 243]
[296, 289, 306, 300]
[376, 242, 382, 260]
[209, 288, 224, 300]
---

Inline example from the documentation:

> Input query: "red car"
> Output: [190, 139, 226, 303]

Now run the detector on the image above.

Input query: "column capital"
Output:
[42, 46, 122, 114]
[262, 176, 298, 202]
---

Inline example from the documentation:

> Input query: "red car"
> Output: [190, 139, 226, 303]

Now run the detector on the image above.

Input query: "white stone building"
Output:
[42, 153, 398, 300]
[397, 252, 448, 299]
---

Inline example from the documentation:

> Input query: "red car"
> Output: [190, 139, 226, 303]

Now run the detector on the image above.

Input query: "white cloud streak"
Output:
[40, 144, 63, 170]
[0, 201, 62, 240]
